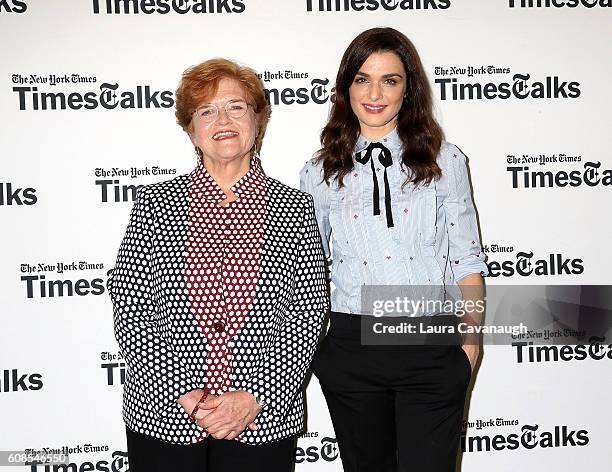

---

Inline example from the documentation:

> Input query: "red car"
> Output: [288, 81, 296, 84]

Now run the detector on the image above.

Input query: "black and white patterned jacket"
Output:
[108, 159, 328, 445]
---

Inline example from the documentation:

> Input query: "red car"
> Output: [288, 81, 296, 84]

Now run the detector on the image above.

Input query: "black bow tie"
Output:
[355, 142, 394, 228]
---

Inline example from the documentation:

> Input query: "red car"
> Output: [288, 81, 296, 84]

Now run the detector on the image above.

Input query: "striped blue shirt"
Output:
[300, 128, 488, 314]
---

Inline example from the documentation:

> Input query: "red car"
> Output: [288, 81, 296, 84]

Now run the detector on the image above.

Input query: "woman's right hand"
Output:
[177, 388, 217, 422]
[177, 388, 257, 435]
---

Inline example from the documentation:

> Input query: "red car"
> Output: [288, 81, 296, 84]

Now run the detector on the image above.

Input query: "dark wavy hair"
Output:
[317, 27, 443, 187]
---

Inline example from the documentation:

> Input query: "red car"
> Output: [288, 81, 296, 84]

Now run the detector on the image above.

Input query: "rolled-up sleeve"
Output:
[441, 145, 488, 281]
[108, 187, 202, 417]
[241, 195, 328, 421]
[300, 159, 332, 260]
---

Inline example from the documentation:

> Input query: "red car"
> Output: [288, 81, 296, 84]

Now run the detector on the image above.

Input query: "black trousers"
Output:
[311, 312, 471, 472]
[126, 427, 296, 472]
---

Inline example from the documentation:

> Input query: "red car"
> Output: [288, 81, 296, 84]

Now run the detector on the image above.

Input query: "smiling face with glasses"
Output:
[194, 99, 252, 123]
[189, 77, 258, 166]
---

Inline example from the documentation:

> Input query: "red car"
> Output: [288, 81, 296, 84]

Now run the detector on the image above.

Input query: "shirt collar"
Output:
[353, 127, 402, 156]
[190, 154, 266, 201]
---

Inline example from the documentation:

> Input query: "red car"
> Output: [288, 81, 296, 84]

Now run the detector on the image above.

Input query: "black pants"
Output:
[311, 312, 471, 472]
[126, 427, 296, 472]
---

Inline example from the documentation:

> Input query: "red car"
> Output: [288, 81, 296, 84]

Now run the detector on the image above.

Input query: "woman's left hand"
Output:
[197, 390, 262, 440]
[461, 343, 480, 373]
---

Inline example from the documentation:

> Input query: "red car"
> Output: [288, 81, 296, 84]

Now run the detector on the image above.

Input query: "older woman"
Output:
[108, 58, 328, 472]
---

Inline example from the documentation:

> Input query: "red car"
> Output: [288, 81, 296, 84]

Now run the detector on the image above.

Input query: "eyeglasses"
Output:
[193, 99, 251, 123]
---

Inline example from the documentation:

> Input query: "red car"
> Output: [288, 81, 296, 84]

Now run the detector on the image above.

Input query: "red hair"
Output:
[175, 58, 271, 152]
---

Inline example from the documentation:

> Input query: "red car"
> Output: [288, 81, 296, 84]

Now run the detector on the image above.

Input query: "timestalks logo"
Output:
[509, 0, 611, 7]
[96, 179, 144, 203]
[0, 182, 37, 205]
[27, 451, 129, 472]
[294, 437, 339, 463]
[435, 74, 580, 100]
[21, 270, 111, 298]
[0, 0, 26, 12]
[1, 369, 43, 392]
[513, 337, 612, 363]
[507, 161, 612, 188]
[461, 424, 589, 452]
[306, 0, 450, 11]
[101, 352, 126, 386]
[13, 83, 173, 111]
[265, 78, 333, 106]
[486, 252, 584, 277]
[92, 0, 245, 14]
[102, 363, 126, 385]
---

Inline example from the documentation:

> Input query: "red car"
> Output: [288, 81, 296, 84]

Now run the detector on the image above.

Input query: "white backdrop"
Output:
[1, 1, 611, 470]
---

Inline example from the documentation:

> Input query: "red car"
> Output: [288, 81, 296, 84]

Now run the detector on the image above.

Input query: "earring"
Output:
[194, 145, 203, 163]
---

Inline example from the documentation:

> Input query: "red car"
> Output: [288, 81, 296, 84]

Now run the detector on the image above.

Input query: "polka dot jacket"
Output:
[108, 156, 329, 445]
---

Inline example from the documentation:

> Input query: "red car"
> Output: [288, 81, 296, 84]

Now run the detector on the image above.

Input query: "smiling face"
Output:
[189, 77, 257, 166]
[349, 51, 407, 140]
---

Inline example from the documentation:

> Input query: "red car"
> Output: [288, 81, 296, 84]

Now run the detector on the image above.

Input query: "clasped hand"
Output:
[178, 389, 262, 440]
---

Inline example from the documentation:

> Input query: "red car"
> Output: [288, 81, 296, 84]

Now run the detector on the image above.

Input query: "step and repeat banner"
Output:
[1, 1, 610, 470]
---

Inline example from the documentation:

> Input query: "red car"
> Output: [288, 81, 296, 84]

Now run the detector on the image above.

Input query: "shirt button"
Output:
[213, 321, 225, 333]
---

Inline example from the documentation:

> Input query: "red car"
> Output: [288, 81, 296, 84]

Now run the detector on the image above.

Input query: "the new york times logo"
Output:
[0, 182, 37, 205]
[95, 166, 176, 203]
[463, 417, 519, 430]
[484, 248, 584, 277]
[1, 369, 43, 392]
[12, 81, 173, 111]
[20, 262, 110, 299]
[509, 0, 611, 7]
[507, 152, 582, 167]
[306, 0, 450, 12]
[258, 71, 333, 106]
[513, 337, 612, 363]
[461, 424, 589, 452]
[436, 73, 580, 100]
[92, 0, 245, 14]
[27, 450, 128, 472]
[101, 352, 125, 386]
[0, 0, 26, 12]
[507, 161, 612, 188]
[294, 436, 339, 463]
[13, 73, 97, 86]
